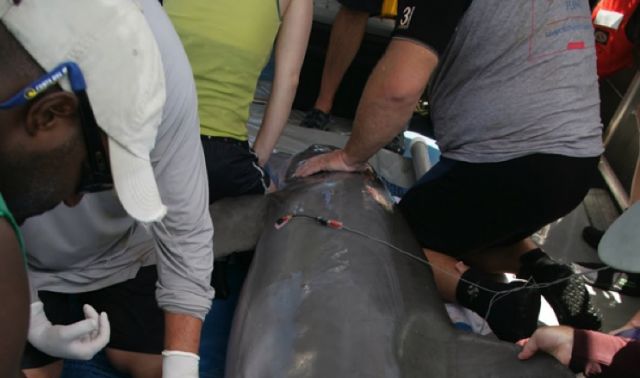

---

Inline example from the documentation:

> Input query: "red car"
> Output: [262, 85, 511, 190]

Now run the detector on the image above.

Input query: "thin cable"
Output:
[284, 214, 609, 294]
[282, 213, 610, 331]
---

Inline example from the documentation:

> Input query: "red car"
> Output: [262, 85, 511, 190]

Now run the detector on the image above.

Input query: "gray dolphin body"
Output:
[225, 145, 571, 378]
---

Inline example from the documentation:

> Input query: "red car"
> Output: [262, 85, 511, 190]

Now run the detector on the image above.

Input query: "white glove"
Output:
[27, 301, 110, 360]
[162, 350, 199, 378]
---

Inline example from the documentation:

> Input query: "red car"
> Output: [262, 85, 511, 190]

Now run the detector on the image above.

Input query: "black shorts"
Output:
[397, 154, 599, 259]
[337, 0, 383, 16]
[201, 136, 270, 204]
[22, 266, 164, 369]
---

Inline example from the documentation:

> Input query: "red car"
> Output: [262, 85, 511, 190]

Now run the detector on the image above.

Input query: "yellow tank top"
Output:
[166, 0, 281, 140]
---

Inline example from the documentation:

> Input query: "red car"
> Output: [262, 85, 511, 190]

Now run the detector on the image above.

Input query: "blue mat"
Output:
[61, 260, 249, 378]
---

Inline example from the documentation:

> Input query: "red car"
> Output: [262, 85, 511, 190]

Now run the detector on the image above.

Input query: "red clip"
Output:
[275, 214, 293, 230]
[326, 219, 343, 230]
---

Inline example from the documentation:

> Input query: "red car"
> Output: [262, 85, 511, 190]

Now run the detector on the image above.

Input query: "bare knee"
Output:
[424, 249, 463, 302]
[463, 238, 537, 274]
[23, 361, 63, 378]
[106, 348, 162, 378]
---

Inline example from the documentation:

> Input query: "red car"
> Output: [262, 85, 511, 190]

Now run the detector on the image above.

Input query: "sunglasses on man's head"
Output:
[0, 61, 113, 194]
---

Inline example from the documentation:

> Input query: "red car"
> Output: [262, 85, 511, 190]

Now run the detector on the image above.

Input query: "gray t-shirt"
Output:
[21, 0, 214, 320]
[403, 0, 604, 162]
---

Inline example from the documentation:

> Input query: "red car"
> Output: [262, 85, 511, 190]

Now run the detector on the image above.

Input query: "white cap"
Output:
[598, 201, 640, 273]
[0, 0, 167, 223]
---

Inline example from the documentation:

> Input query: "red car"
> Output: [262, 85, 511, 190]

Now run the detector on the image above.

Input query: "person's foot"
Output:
[456, 268, 541, 342]
[300, 108, 331, 130]
[519, 249, 602, 330]
[582, 226, 605, 249]
[573, 262, 640, 297]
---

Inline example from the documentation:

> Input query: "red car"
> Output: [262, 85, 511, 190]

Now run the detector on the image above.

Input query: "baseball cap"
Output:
[598, 201, 640, 273]
[0, 0, 167, 223]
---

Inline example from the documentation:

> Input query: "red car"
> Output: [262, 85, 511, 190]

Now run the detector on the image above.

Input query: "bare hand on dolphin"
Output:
[294, 149, 368, 177]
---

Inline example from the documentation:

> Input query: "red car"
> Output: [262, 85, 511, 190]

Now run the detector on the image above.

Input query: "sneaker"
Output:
[519, 250, 602, 330]
[582, 226, 605, 249]
[300, 108, 331, 130]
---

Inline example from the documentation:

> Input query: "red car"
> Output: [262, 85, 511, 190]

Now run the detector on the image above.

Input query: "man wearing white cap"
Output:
[0, 0, 214, 377]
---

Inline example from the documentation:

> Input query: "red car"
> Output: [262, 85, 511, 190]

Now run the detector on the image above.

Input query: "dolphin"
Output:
[223, 145, 572, 377]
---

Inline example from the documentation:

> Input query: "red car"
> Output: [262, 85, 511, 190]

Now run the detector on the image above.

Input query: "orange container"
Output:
[380, 0, 397, 19]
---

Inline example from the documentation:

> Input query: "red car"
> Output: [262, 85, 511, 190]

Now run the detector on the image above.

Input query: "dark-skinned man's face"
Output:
[0, 94, 86, 224]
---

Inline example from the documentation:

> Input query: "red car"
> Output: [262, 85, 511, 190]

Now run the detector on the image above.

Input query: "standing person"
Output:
[296, 0, 604, 342]
[16, 0, 214, 377]
[166, 0, 312, 204]
[300, 0, 383, 130]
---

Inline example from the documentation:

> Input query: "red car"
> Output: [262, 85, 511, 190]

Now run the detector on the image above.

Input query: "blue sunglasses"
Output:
[0, 61, 113, 193]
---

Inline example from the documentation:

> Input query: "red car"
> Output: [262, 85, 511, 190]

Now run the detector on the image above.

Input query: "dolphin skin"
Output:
[226, 145, 571, 378]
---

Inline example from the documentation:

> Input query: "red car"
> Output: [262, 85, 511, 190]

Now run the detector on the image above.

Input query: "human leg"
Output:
[462, 239, 538, 274]
[424, 247, 541, 342]
[518, 249, 602, 330]
[401, 155, 598, 255]
[399, 154, 601, 331]
[301, 6, 370, 130]
[23, 362, 63, 378]
[396, 157, 545, 340]
[83, 266, 164, 378]
[314, 6, 369, 114]
[106, 349, 161, 378]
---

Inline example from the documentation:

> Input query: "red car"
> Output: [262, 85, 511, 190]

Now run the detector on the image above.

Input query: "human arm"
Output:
[517, 326, 574, 366]
[252, 0, 312, 167]
[141, 0, 214, 372]
[571, 329, 639, 377]
[151, 110, 213, 360]
[0, 219, 29, 378]
[150, 85, 213, 372]
[161, 313, 201, 376]
[295, 39, 437, 177]
[518, 326, 640, 377]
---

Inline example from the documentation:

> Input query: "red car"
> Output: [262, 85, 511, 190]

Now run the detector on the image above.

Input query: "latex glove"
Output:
[162, 350, 199, 378]
[28, 301, 110, 360]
